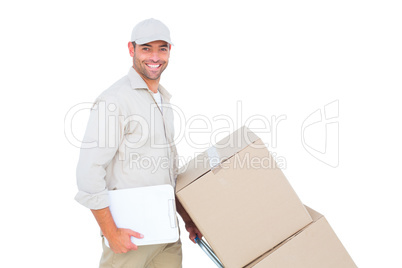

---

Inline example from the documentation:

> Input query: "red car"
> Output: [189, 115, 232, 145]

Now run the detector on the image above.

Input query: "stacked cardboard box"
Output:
[176, 126, 356, 267]
[245, 206, 356, 268]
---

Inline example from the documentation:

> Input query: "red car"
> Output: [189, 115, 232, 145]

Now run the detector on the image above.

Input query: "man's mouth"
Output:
[146, 64, 161, 69]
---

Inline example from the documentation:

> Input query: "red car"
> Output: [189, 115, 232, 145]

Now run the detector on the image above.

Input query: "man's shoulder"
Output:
[97, 75, 131, 101]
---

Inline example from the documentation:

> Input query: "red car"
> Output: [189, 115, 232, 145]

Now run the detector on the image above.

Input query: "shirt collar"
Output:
[128, 67, 172, 101]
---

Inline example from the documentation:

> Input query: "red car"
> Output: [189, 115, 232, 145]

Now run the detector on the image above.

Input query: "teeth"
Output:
[147, 64, 160, 68]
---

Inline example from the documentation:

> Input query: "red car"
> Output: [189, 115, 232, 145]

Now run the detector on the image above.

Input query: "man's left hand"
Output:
[185, 221, 203, 243]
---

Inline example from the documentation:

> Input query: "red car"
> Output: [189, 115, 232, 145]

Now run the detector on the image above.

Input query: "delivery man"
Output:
[75, 18, 202, 268]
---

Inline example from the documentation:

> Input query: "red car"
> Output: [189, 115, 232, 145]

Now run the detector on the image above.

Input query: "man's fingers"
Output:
[190, 234, 196, 243]
[126, 229, 144, 239]
[191, 229, 204, 243]
[123, 229, 141, 251]
[128, 242, 138, 251]
[188, 228, 198, 243]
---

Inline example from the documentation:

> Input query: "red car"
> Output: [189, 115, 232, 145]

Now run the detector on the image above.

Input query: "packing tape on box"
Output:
[207, 146, 221, 170]
[206, 146, 230, 175]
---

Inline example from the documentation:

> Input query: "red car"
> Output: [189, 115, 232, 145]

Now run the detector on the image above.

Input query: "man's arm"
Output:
[75, 96, 143, 253]
[176, 197, 203, 243]
[91, 207, 144, 253]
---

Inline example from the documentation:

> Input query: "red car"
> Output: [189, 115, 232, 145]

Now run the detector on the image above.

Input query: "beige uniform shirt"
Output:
[75, 67, 178, 210]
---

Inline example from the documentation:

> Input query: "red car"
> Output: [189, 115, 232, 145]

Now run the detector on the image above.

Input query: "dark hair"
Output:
[132, 42, 136, 50]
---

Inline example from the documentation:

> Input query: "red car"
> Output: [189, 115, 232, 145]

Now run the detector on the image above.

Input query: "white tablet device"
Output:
[105, 184, 179, 247]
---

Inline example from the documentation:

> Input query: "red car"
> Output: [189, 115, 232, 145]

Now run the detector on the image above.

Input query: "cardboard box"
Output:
[245, 206, 357, 268]
[176, 126, 313, 268]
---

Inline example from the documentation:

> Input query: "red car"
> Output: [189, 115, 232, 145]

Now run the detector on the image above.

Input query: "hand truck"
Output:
[194, 235, 224, 268]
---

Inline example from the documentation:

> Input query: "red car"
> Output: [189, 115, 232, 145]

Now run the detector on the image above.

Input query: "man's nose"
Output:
[150, 52, 160, 62]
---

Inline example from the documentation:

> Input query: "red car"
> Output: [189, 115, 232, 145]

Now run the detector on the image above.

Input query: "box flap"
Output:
[176, 126, 260, 192]
[304, 205, 323, 222]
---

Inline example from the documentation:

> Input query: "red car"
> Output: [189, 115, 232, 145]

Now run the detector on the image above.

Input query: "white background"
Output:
[1, 0, 401, 267]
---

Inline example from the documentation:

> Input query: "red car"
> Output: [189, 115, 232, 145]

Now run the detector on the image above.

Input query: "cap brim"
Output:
[134, 34, 174, 46]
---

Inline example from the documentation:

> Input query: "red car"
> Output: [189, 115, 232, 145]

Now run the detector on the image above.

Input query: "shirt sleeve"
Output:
[75, 95, 124, 210]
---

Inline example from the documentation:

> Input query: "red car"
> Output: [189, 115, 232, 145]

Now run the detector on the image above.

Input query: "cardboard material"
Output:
[245, 206, 357, 268]
[176, 126, 260, 192]
[176, 126, 313, 268]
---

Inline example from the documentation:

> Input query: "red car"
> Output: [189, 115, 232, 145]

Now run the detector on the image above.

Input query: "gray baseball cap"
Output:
[130, 18, 173, 45]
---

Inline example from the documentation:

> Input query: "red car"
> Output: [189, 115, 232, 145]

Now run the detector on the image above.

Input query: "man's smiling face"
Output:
[132, 40, 170, 82]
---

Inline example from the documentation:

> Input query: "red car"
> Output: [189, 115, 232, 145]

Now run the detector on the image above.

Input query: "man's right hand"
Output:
[106, 228, 144, 254]
[91, 207, 144, 254]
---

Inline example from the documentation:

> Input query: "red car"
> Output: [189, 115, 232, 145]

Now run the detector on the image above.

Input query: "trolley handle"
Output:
[194, 235, 224, 268]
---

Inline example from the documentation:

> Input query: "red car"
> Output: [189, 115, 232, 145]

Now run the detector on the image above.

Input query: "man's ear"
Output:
[128, 41, 135, 57]
[169, 44, 172, 51]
